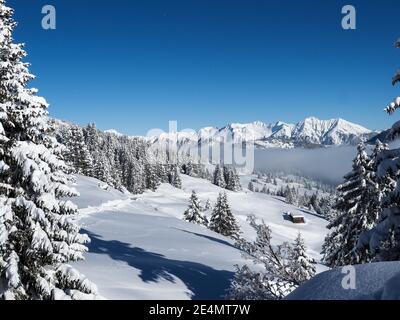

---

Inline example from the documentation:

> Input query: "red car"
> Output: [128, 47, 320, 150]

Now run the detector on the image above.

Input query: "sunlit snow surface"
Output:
[72, 175, 328, 300]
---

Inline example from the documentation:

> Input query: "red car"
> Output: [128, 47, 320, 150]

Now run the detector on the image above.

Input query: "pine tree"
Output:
[168, 165, 182, 189]
[209, 193, 240, 238]
[225, 166, 242, 192]
[157, 164, 169, 184]
[64, 125, 93, 176]
[262, 185, 268, 194]
[92, 152, 114, 187]
[145, 163, 161, 191]
[285, 186, 297, 205]
[230, 216, 315, 300]
[183, 191, 208, 225]
[130, 159, 146, 194]
[369, 139, 393, 200]
[212, 165, 226, 188]
[198, 165, 211, 180]
[203, 199, 212, 211]
[182, 161, 200, 177]
[82, 123, 99, 154]
[289, 233, 316, 284]
[322, 143, 377, 267]
[319, 196, 339, 221]
[248, 182, 255, 192]
[357, 38, 400, 261]
[0, 1, 96, 299]
[227, 265, 272, 300]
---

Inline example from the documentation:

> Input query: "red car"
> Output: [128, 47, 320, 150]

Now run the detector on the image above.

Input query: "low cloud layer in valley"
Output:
[254, 146, 359, 185]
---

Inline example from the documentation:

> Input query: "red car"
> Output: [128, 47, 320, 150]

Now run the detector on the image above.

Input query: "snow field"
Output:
[73, 174, 329, 299]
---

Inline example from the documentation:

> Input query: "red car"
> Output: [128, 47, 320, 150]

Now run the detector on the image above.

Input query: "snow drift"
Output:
[287, 262, 400, 300]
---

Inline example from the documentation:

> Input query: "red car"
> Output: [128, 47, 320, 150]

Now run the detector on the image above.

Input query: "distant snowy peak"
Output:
[104, 129, 123, 136]
[206, 121, 275, 144]
[291, 117, 373, 146]
[150, 117, 375, 149]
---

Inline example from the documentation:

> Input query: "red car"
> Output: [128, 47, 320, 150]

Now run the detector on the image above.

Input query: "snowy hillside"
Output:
[71, 175, 328, 300]
[149, 117, 375, 150]
[287, 262, 400, 300]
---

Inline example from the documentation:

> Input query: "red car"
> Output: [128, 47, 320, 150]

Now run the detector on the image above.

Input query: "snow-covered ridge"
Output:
[53, 117, 375, 150]
[104, 129, 123, 136]
[149, 117, 375, 149]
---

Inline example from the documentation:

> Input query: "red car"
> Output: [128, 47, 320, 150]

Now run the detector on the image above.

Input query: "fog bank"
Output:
[254, 146, 359, 185]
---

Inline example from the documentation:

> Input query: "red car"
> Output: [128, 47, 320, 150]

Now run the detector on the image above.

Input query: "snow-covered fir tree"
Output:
[64, 125, 93, 176]
[212, 165, 241, 191]
[198, 165, 212, 181]
[369, 139, 394, 201]
[82, 123, 99, 154]
[318, 196, 339, 222]
[285, 186, 298, 206]
[182, 161, 200, 177]
[360, 141, 400, 261]
[289, 233, 316, 283]
[261, 184, 268, 194]
[357, 38, 400, 261]
[145, 163, 161, 191]
[212, 165, 226, 189]
[168, 165, 182, 189]
[322, 143, 378, 267]
[224, 166, 242, 191]
[0, 0, 96, 299]
[248, 182, 255, 192]
[209, 193, 240, 238]
[92, 152, 115, 188]
[183, 191, 208, 225]
[203, 199, 212, 211]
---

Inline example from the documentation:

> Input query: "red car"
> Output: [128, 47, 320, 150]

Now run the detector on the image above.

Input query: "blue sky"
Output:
[7, 0, 400, 135]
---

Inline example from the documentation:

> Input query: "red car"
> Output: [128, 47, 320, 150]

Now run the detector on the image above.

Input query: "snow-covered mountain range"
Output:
[54, 116, 376, 150]
[149, 117, 376, 149]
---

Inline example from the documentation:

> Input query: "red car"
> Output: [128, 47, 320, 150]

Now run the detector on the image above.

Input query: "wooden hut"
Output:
[289, 213, 305, 224]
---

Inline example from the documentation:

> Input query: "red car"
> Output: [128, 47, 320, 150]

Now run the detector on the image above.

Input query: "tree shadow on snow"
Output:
[83, 230, 234, 300]
[172, 228, 237, 249]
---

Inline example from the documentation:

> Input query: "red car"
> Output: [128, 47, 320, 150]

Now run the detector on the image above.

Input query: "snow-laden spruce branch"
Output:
[228, 215, 316, 300]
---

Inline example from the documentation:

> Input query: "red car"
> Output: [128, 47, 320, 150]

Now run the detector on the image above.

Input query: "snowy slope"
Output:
[72, 175, 328, 300]
[149, 117, 374, 150]
[287, 262, 400, 300]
